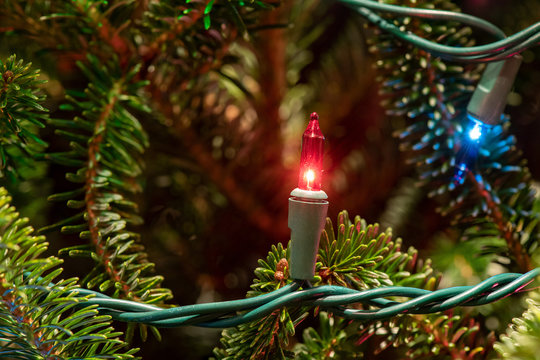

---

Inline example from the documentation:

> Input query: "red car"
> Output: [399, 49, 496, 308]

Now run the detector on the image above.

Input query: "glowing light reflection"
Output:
[305, 169, 315, 189]
[468, 123, 482, 141]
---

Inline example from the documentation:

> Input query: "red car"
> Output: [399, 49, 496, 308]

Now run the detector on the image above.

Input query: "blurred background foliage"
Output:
[0, 0, 539, 358]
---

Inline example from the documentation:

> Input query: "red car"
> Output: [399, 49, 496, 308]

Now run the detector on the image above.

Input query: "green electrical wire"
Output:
[54, 268, 539, 328]
[338, 0, 540, 62]
[84, 282, 302, 322]
[354, 6, 539, 60]
[339, 0, 506, 39]
[460, 32, 540, 63]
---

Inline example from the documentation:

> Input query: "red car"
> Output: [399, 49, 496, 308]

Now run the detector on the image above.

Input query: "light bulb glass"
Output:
[305, 169, 315, 185]
[298, 113, 325, 191]
[468, 123, 482, 141]
[452, 114, 490, 186]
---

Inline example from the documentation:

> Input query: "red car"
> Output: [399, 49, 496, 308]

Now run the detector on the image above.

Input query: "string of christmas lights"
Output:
[53, 111, 539, 329]
[47, 268, 539, 328]
[40, 1, 540, 328]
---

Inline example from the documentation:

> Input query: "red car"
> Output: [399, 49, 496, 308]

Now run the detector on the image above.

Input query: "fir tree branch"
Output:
[369, 0, 536, 271]
[469, 173, 532, 272]
[294, 312, 364, 359]
[0, 187, 136, 359]
[214, 211, 448, 359]
[213, 242, 306, 360]
[494, 288, 540, 359]
[140, 0, 279, 91]
[0, 2, 62, 48]
[84, 80, 129, 295]
[42, 55, 173, 311]
[142, 0, 289, 239]
[0, 55, 48, 180]
[298, 211, 493, 359]
[3, 0, 288, 242]
[294, 310, 493, 359]
[424, 43, 530, 272]
[381, 312, 494, 359]
[148, 82, 282, 239]
[141, 0, 213, 67]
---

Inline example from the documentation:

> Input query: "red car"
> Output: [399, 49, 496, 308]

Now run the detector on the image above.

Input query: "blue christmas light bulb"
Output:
[453, 115, 487, 186]
[468, 121, 482, 141]
[452, 55, 522, 187]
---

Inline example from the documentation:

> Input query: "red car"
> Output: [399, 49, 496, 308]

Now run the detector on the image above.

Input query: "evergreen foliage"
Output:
[494, 289, 540, 359]
[41, 54, 169, 302]
[316, 211, 439, 290]
[1, 0, 281, 345]
[0, 0, 539, 358]
[215, 211, 491, 358]
[0, 187, 135, 359]
[213, 243, 304, 360]
[370, 0, 537, 272]
[0, 55, 47, 180]
[293, 312, 363, 359]
[40, 54, 172, 341]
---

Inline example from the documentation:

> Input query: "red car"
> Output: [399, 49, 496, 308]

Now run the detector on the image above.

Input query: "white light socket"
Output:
[288, 189, 329, 280]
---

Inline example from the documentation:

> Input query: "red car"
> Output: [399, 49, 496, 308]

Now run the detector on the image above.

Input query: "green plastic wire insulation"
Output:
[354, 6, 538, 60]
[339, 0, 540, 62]
[57, 268, 540, 328]
[339, 0, 506, 39]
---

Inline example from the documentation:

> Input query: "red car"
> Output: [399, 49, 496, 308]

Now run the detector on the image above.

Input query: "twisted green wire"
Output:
[340, 0, 506, 39]
[339, 0, 540, 62]
[61, 268, 539, 328]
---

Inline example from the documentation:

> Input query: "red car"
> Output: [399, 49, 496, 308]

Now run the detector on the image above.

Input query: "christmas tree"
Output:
[0, 0, 539, 359]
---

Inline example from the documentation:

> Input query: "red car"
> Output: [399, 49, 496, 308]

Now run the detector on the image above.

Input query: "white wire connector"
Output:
[467, 54, 522, 125]
[288, 188, 328, 280]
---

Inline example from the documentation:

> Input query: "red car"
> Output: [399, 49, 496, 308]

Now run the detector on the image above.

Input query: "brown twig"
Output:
[141, 0, 211, 64]
[84, 83, 142, 299]
[148, 82, 284, 240]
[0, 278, 60, 359]
[252, 4, 288, 163]
[469, 173, 532, 272]
[422, 47, 532, 271]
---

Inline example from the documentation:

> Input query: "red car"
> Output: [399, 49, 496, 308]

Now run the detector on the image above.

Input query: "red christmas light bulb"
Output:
[298, 112, 325, 191]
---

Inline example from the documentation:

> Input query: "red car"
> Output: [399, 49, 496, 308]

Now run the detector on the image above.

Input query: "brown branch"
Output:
[469, 173, 532, 272]
[84, 83, 142, 299]
[0, 278, 60, 359]
[144, 6, 289, 240]
[148, 84, 284, 240]
[423, 49, 532, 271]
[138, 0, 211, 67]
[252, 4, 288, 163]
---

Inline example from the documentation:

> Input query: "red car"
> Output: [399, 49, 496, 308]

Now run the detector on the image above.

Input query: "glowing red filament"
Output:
[298, 113, 325, 191]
